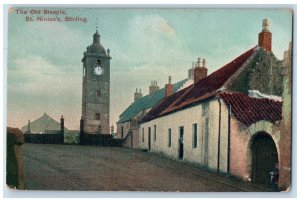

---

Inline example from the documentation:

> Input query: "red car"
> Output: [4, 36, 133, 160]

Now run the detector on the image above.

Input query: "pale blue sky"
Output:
[7, 8, 292, 129]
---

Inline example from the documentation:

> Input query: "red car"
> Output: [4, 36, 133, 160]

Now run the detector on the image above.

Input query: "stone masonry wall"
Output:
[228, 48, 284, 96]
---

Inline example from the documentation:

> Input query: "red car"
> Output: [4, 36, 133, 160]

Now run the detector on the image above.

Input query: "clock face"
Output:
[94, 66, 103, 76]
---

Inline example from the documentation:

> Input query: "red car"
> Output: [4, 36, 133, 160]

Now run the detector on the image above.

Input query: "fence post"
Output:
[80, 117, 84, 145]
[6, 127, 24, 190]
[60, 115, 64, 144]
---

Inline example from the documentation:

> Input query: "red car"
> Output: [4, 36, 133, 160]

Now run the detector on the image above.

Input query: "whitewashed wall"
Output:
[140, 98, 230, 173]
[116, 121, 130, 139]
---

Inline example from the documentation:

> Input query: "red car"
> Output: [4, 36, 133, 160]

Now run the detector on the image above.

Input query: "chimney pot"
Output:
[197, 58, 201, 67]
[202, 59, 206, 68]
[262, 18, 270, 32]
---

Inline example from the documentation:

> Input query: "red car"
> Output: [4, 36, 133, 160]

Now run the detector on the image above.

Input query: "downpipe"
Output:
[217, 98, 221, 173]
[227, 105, 231, 176]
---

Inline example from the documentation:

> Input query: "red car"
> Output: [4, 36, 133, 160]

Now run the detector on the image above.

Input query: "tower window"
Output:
[97, 59, 101, 66]
[95, 113, 100, 120]
[96, 90, 101, 97]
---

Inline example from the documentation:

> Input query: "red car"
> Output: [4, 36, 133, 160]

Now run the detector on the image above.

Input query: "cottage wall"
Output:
[122, 127, 140, 148]
[229, 118, 282, 182]
[229, 120, 251, 180]
[140, 99, 230, 173]
[116, 121, 131, 139]
[140, 98, 284, 184]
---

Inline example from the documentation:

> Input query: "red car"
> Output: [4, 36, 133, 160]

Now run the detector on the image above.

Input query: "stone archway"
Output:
[250, 132, 278, 184]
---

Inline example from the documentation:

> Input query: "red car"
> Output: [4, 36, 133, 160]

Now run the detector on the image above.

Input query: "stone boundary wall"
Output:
[24, 133, 64, 144]
[6, 127, 24, 189]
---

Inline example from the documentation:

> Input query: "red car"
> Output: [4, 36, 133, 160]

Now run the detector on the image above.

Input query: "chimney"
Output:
[134, 88, 143, 102]
[258, 19, 272, 52]
[165, 76, 173, 97]
[188, 62, 195, 80]
[194, 58, 208, 83]
[149, 80, 160, 95]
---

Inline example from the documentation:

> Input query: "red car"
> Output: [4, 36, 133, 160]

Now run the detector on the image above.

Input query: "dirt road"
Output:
[22, 143, 270, 191]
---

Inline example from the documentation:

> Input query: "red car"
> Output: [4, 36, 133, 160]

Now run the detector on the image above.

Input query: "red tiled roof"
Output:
[141, 47, 257, 123]
[219, 92, 282, 126]
[162, 47, 256, 115]
[141, 85, 193, 123]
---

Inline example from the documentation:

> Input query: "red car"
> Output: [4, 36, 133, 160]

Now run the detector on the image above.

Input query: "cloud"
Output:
[7, 55, 82, 129]
[8, 55, 81, 96]
[8, 20, 86, 69]
[111, 14, 195, 70]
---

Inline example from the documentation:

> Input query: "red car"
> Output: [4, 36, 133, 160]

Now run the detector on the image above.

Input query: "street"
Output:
[22, 143, 271, 191]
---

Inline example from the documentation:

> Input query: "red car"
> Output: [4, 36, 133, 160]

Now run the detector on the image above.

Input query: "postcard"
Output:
[6, 6, 293, 192]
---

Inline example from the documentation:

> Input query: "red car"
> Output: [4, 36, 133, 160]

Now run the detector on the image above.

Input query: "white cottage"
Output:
[139, 20, 291, 190]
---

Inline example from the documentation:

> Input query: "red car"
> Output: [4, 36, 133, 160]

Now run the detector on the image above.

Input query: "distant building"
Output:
[21, 113, 79, 144]
[140, 19, 291, 190]
[21, 112, 66, 134]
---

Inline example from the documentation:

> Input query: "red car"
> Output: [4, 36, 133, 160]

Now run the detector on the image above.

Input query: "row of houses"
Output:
[116, 19, 292, 190]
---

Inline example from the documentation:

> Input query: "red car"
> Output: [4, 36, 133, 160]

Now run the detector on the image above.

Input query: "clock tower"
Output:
[81, 29, 111, 134]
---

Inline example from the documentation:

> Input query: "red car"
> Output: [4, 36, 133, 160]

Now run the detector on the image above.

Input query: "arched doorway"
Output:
[251, 132, 278, 184]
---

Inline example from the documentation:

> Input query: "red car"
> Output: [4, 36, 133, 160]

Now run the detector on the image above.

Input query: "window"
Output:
[95, 113, 100, 120]
[97, 59, 101, 66]
[148, 127, 151, 139]
[154, 125, 156, 141]
[142, 128, 145, 142]
[168, 128, 172, 147]
[96, 90, 101, 97]
[83, 67, 86, 76]
[193, 123, 198, 148]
